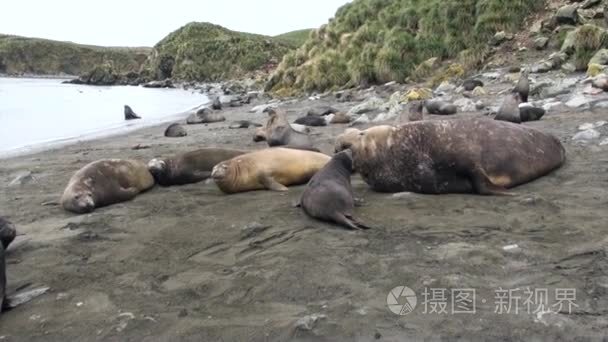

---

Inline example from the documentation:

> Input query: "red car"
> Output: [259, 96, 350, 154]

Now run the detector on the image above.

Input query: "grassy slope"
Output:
[274, 29, 314, 47]
[267, 0, 546, 93]
[143, 22, 294, 82]
[0, 35, 150, 76]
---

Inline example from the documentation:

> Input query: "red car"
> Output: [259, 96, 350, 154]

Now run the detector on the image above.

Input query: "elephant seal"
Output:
[211, 148, 330, 194]
[294, 115, 327, 127]
[61, 159, 155, 213]
[263, 107, 316, 149]
[335, 118, 565, 195]
[148, 148, 248, 186]
[330, 112, 352, 124]
[408, 100, 424, 122]
[307, 106, 338, 116]
[495, 93, 522, 123]
[124, 105, 141, 120]
[519, 104, 546, 122]
[0, 217, 16, 311]
[424, 100, 457, 115]
[515, 69, 530, 103]
[211, 96, 222, 110]
[164, 123, 187, 137]
[463, 79, 484, 91]
[253, 127, 267, 142]
[299, 150, 370, 230]
[186, 107, 225, 125]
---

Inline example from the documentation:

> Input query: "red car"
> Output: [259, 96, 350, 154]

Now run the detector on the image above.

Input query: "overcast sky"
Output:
[0, 0, 349, 47]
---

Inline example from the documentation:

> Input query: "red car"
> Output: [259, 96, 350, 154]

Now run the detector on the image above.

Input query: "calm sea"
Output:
[0, 77, 208, 157]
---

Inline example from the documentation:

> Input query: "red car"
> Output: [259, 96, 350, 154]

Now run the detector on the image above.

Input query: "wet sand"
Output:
[0, 95, 607, 341]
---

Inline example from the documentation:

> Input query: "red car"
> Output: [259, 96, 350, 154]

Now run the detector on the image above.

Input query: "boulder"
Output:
[534, 37, 549, 50]
[347, 97, 385, 115]
[555, 5, 579, 25]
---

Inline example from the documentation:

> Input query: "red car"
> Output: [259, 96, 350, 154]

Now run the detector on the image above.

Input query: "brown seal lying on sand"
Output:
[148, 148, 248, 186]
[299, 150, 370, 230]
[0, 217, 16, 312]
[335, 118, 565, 195]
[263, 107, 316, 150]
[61, 159, 155, 213]
[211, 148, 330, 194]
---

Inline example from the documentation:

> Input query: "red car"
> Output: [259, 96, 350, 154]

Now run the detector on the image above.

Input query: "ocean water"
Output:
[0, 77, 208, 157]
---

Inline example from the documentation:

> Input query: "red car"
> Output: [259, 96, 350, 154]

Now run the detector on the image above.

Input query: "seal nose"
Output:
[211, 164, 225, 179]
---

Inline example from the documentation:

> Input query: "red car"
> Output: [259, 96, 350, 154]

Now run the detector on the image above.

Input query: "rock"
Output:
[211, 97, 222, 110]
[534, 37, 549, 50]
[347, 97, 385, 115]
[462, 79, 484, 91]
[492, 31, 508, 46]
[164, 123, 187, 137]
[561, 63, 577, 73]
[475, 101, 486, 110]
[578, 121, 606, 130]
[453, 98, 477, 112]
[349, 114, 370, 126]
[295, 314, 326, 331]
[9, 171, 35, 187]
[592, 74, 608, 90]
[566, 95, 593, 109]
[372, 112, 396, 122]
[581, 0, 601, 10]
[573, 129, 601, 142]
[402, 88, 433, 102]
[561, 30, 577, 55]
[530, 61, 554, 73]
[540, 84, 574, 99]
[435, 81, 456, 94]
[482, 72, 501, 80]
[543, 101, 564, 111]
[600, 138, 608, 146]
[590, 49, 608, 66]
[555, 5, 579, 25]
[142, 79, 174, 88]
[472, 86, 486, 96]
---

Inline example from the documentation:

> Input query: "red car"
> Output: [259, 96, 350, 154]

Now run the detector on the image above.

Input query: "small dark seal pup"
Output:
[294, 115, 327, 127]
[424, 100, 457, 115]
[0, 217, 17, 312]
[164, 123, 187, 137]
[61, 159, 155, 213]
[186, 107, 225, 124]
[263, 107, 316, 150]
[519, 104, 546, 122]
[335, 119, 565, 195]
[495, 93, 522, 124]
[515, 69, 530, 103]
[463, 79, 484, 91]
[299, 150, 370, 230]
[408, 100, 424, 122]
[148, 148, 248, 186]
[124, 105, 141, 120]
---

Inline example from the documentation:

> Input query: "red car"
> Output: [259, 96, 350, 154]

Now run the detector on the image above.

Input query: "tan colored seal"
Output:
[211, 148, 330, 194]
[61, 159, 155, 213]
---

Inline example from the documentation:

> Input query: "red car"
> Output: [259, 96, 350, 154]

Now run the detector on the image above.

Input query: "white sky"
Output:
[0, 0, 350, 47]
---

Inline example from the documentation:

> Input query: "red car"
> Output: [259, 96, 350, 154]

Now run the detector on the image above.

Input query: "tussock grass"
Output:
[268, 0, 545, 93]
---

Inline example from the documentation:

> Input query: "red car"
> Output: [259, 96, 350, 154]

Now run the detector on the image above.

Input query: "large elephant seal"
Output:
[263, 107, 316, 149]
[335, 118, 565, 195]
[0, 217, 16, 311]
[515, 69, 530, 103]
[495, 93, 522, 123]
[148, 148, 248, 186]
[211, 148, 330, 194]
[61, 159, 155, 213]
[299, 150, 370, 230]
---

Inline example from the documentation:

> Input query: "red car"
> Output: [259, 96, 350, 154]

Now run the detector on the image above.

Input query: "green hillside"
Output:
[142, 22, 294, 82]
[0, 35, 149, 76]
[267, 0, 545, 93]
[274, 29, 314, 47]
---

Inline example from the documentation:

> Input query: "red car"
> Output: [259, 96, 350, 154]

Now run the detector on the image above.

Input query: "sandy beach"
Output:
[1, 92, 607, 340]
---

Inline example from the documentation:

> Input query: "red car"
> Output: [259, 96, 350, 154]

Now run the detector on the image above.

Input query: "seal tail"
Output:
[334, 213, 372, 230]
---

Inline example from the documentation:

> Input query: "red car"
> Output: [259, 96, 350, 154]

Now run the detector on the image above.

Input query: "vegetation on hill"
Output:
[274, 29, 314, 47]
[142, 22, 294, 82]
[266, 0, 546, 93]
[0, 35, 149, 76]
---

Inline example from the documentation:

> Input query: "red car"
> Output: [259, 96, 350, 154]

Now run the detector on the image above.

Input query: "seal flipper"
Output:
[334, 213, 372, 230]
[260, 175, 289, 192]
[116, 187, 140, 201]
[470, 167, 516, 196]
